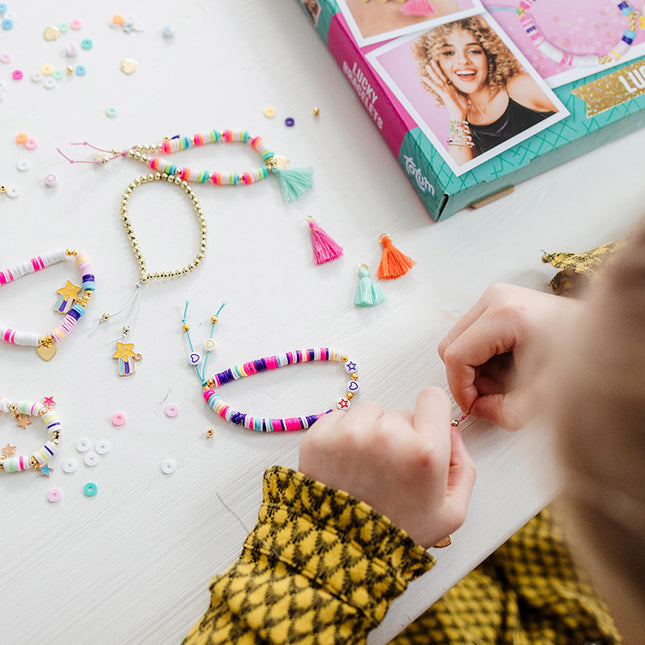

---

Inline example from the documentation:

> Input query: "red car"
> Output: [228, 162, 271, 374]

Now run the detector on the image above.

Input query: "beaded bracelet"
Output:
[0, 249, 95, 360]
[447, 119, 474, 148]
[202, 348, 360, 432]
[0, 397, 61, 474]
[59, 129, 313, 203]
[181, 305, 358, 431]
[518, 0, 640, 67]
[107, 173, 207, 376]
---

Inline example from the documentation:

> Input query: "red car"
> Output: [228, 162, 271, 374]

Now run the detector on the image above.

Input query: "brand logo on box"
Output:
[404, 155, 435, 196]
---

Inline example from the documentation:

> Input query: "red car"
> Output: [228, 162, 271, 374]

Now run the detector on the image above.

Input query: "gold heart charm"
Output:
[120, 174, 207, 284]
[37, 343, 57, 362]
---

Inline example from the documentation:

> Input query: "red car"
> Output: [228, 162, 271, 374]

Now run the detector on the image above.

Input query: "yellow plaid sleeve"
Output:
[184, 466, 434, 645]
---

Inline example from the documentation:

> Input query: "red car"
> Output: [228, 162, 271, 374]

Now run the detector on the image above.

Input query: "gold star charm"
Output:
[57, 280, 81, 301]
[15, 414, 32, 429]
[2, 443, 17, 457]
[113, 342, 138, 361]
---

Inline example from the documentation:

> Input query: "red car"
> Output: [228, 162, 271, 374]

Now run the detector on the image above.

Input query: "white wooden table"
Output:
[1, 2, 644, 643]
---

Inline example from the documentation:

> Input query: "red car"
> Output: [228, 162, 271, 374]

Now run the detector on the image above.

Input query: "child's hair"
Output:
[550, 222, 645, 643]
[412, 15, 522, 104]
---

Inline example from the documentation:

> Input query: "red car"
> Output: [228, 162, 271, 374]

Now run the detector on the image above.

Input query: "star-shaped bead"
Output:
[43, 396, 56, 408]
[338, 398, 349, 409]
[39, 463, 53, 477]
[2, 443, 17, 457]
[113, 341, 138, 361]
[16, 414, 32, 429]
[345, 361, 357, 372]
[57, 280, 81, 301]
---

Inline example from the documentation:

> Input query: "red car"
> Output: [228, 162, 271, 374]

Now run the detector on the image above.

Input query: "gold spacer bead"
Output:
[206, 428, 215, 438]
[210, 315, 218, 324]
[341, 354, 348, 362]
[351, 373, 359, 380]
[450, 419, 459, 427]
[346, 392, 354, 400]
[206, 379, 215, 388]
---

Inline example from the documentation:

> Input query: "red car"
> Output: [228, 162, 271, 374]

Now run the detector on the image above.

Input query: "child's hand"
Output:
[299, 387, 476, 549]
[438, 283, 577, 430]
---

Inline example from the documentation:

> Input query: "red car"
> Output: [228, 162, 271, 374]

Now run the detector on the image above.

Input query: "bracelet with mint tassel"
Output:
[58, 129, 313, 203]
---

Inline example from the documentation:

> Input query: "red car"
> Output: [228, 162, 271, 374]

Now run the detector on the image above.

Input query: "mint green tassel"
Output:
[354, 265, 385, 307]
[272, 166, 313, 202]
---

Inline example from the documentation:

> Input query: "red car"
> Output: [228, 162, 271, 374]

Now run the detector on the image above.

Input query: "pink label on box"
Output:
[328, 12, 417, 156]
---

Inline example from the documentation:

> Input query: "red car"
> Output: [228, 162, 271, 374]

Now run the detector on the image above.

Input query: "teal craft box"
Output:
[298, 0, 645, 220]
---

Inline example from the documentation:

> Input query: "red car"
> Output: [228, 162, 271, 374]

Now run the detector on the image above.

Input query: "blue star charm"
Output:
[39, 463, 53, 477]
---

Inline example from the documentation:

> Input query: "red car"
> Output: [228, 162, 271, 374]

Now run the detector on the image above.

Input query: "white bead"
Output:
[84, 451, 99, 467]
[204, 338, 216, 352]
[76, 438, 91, 452]
[161, 459, 175, 474]
[343, 360, 358, 374]
[95, 440, 111, 455]
[347, 380, 360, 393]
[189, 352, 202, 366]
[62, 458, 78, 474]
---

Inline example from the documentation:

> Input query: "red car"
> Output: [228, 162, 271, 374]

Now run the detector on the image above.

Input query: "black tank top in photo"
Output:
[469, 97, 555, 155]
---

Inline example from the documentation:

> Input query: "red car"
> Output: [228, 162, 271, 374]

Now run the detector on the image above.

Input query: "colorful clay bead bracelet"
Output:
[0, 397, 61, 473]
[201, 348, 359, 432]
[182, 306, 358, 431]
[518, 0, 640, 67]
[0, 249, 95, 361]
[59, 129, 313, 202]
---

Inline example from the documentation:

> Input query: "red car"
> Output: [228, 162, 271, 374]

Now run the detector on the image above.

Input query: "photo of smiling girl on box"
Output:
[413, 15, 558, 165]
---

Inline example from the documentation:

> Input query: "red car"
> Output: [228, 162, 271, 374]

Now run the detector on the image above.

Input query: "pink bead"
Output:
[47, 488, 62, 503]
[165, 404, 179, 418]
[111, 411, 126, 426]
[12, 69, 23, 80]
[24, 137, 38, 150]
[70, 19, 82, 30]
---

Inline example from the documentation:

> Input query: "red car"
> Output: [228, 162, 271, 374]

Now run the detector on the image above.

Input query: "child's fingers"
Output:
[442, 314, 517, 412]
[445, 427, 477, 519]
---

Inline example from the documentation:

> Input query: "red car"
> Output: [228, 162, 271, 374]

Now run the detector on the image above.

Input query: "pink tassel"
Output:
[400, 0, 435, 16]
[307, 216, 343, 265]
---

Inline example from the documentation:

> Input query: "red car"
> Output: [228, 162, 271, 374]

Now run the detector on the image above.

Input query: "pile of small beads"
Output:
[202, 348, 360, 432]
[0, 397, 61, 473]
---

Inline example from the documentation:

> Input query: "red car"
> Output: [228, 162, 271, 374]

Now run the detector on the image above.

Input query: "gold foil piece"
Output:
[571, 59, 645, 117]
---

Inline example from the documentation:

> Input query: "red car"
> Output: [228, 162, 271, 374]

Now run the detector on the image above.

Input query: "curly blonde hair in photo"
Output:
[412, 16, 522, 104]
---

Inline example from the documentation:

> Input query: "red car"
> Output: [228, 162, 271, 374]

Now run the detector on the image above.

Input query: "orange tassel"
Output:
[377, 233, 416, 279]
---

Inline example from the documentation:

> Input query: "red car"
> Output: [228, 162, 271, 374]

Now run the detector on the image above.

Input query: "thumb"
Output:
[413, 386, 452, 463]
[445, 427, 477, 519]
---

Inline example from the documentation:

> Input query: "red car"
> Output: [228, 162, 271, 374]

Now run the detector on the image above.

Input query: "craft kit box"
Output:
[298, 0, 645, 220]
